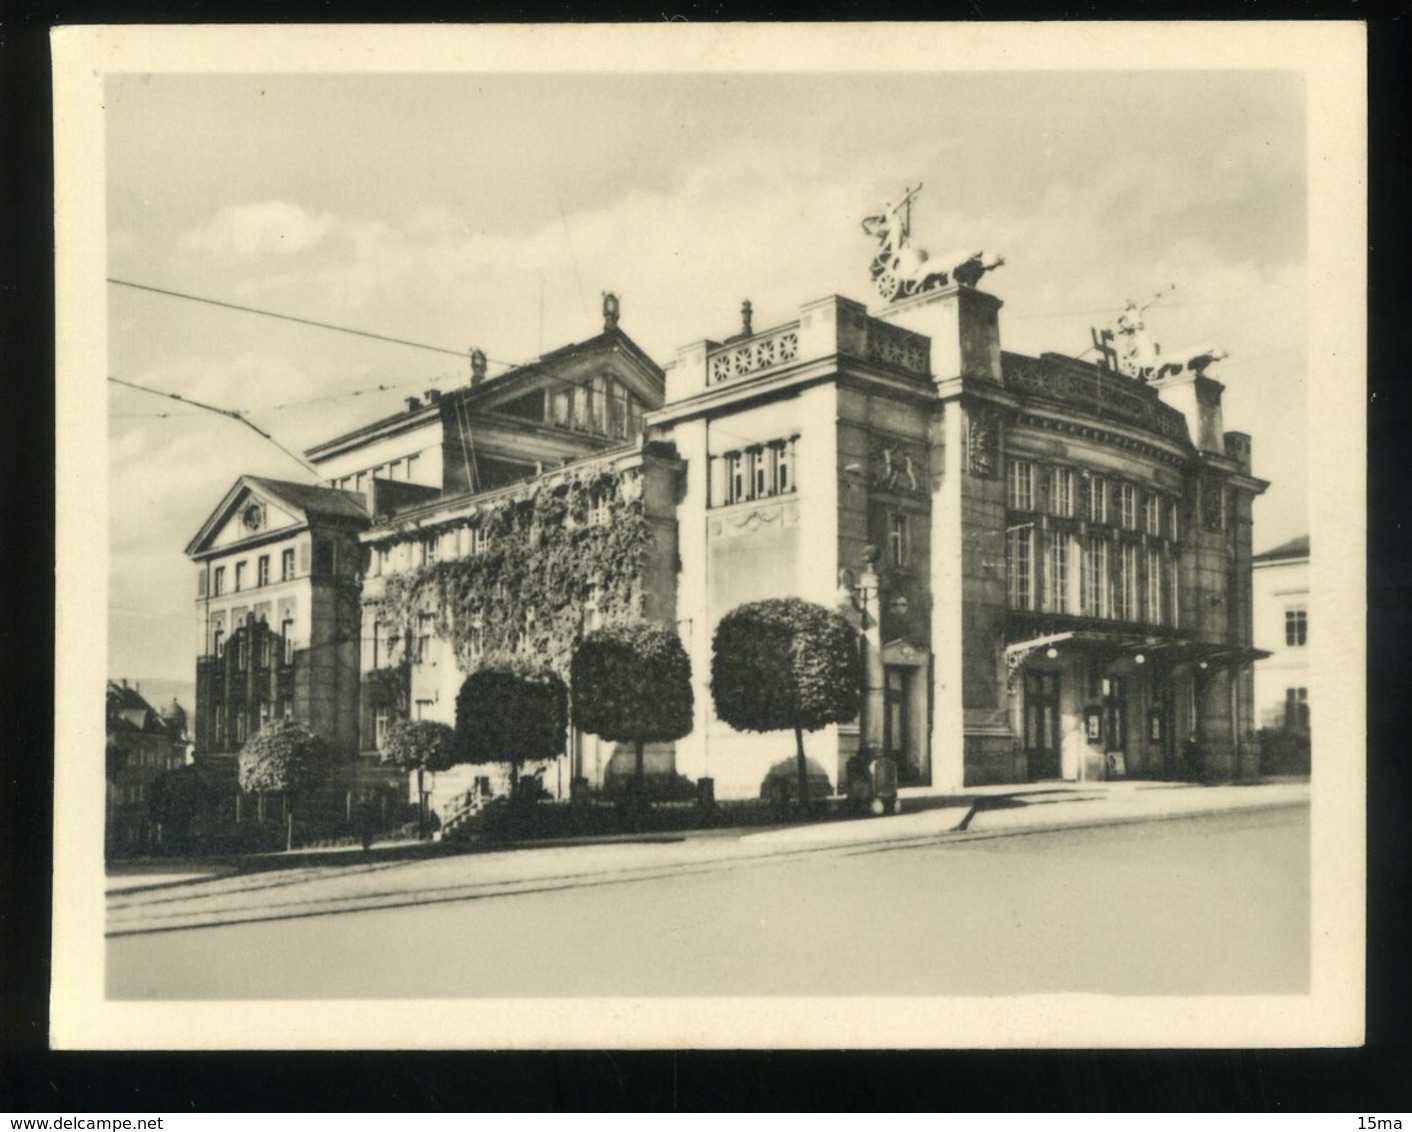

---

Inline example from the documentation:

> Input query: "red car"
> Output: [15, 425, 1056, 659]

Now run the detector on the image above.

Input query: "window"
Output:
[888, 511, 909, 569]
[1088, 476, 1108, 524]
[728, 452, 746, 503]
[259, 701, 272, 732]
[235, 712, 247, 744]
[281, 617, 294, 665]
[1168, 557, 1181, 627]
[281, 548, 295, 581]
[587, 491, 610, 527]
[236, 631, 248, 671]
[374, 706, 390, 750]
[375, 546, 390, 577]
[1044, 533, 1070, 613]
[1048, 468, 1074, 517]
[466, 621, 486, 661]
[1285, 607, 1308, 647]
[774, 440, 793, 494]
[212, 626, 226, 658]
[1169, 500, 1180, 542]
[234, 562, 246, 592]
[1146, 547, 1163, 624]
[1006, 526, 1034, 611]
[751, 448, 768, 499]
[1083, 537, 1108, 618]
[416, 613, 435, 663]
[1144, 494, 1162, 536]
[468, 526, 490, 556]
[1114, 543, 1138, 621]
[1284, 687, 1310, 731]
[1117, 483, 1137, 530]
[213, 566, 226, 596]
[214, 706, 225, 746]
[1007, 460, 1035, 511]
[258, 624, 271, 668]
[255, 556, 268, 587]
[424, 536, 438, 566]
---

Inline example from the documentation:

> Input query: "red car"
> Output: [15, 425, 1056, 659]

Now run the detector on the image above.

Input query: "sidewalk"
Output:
[106, 779, 1308, 937]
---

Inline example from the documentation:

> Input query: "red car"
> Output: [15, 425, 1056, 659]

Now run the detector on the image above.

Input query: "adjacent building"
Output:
[106, 680, 189, 854]
[184, 209, 1272, 808]
[1251, 534, 1310, 733]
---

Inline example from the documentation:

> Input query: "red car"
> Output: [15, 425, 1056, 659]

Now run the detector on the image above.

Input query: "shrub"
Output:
[571, 621, 693, 795]
[456, 659, 567, 799]
[380, 718, 459, 838]
[237, 719, 333, 850]
[711, 598, 861, 815]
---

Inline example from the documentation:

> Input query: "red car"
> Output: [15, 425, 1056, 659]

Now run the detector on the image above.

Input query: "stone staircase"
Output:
[433, 782, 491, 842]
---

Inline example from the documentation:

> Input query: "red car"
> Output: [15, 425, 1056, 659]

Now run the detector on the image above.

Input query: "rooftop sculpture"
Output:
[862, 183, 1003, 303]
[1093, 284, 1228, 383]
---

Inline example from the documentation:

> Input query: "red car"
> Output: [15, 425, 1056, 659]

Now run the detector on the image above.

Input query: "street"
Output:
[107, 805, 1309, 998]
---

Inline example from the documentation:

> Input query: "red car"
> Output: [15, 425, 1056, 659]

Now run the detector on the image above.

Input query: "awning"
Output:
[1005, 628, 1269, 683]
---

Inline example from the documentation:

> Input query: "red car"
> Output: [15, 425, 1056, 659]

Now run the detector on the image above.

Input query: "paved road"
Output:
[108, 806, 1308, 998]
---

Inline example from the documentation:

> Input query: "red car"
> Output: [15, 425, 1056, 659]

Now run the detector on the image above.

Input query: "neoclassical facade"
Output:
[187, 233, 1268, 803]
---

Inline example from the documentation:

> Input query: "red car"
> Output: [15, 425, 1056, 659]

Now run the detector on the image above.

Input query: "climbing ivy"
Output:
[369, 468, 655, 678]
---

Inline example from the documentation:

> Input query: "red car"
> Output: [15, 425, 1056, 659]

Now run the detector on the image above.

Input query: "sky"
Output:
[105, 67, 1309, 692]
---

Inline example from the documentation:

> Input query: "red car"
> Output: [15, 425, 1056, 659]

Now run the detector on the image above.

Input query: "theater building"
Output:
[186, 204, 1269, 804]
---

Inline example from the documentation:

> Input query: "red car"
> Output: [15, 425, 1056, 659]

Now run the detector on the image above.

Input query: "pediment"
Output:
[187, 481, 306, 558]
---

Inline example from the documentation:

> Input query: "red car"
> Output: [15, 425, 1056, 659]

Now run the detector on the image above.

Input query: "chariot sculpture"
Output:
[861, 183, 1004, 303]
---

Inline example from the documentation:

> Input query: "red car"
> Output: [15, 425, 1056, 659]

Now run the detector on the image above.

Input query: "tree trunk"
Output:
[285, 798, 294, 852]
[795, 726, 810, 818]
[417, 766, 426, 840]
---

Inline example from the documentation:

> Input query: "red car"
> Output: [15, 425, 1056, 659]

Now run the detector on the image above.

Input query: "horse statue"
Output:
[862, 185, 1004, 303]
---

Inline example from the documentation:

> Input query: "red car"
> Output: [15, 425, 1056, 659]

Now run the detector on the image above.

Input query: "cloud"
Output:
[177, 201, 342, 261]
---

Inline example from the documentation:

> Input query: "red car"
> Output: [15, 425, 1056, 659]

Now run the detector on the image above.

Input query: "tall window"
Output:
[1146, 547, 1163, 624]
[728, 452, 747, 503]
[1007, 526, 1034, 611]
[1114, 543, 1138, 620]
[1169, 500, 1180, 542]
[416, 613, 435, 663]
[1083, 536, 1108, 618]
[281, 548, 295, 581]
[751, 448, 768, 499]
[1088, 476, 1108, 524]
[1285, 687, 1310, 731]
[466, 622, 486, 662]
[257, 555, 270, 587]
[1044, 534, 1070, 613]
[234, 562, 246, 592]
[212, 627, 225, 658]
[214, 706, 225, 746]
[774, 440, 793, 494]
[1048, 468, 1074, 517]
[258, 623, 271, 668]
[1285, 607, 1308, 646]
[236, 631, 248, 671]
[235, 712, 247, 744]
[1168, 557, 1181, 627]
[1007, 460, 1035, 511]
[281, 617, 294, 665]
[213, 566, 226, 596]
[1117, 483, 1137, 530]
[888, 511, 909, 568]
[374, 706, 390, 750]
[1144, 494, 1162, 536]
[587, 490, 610, 527]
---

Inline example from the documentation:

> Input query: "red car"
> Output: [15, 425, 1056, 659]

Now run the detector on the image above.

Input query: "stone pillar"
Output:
[857, 555, 884, 756]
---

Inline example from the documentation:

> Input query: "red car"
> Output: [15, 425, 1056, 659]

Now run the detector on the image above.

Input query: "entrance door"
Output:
[1103, 676, 1128, 778]
[1023, 670, 1062, 780]
[884, 666, 910, 780]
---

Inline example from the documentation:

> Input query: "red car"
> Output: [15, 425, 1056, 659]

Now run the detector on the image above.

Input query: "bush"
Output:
[572, 621, 693, 793]
[711, 598, 861, 814]
[237, 719, 334, 850]
[759, 756, 833, 804]
[147, 764, 231, 850]
[456, 659, 567, 798]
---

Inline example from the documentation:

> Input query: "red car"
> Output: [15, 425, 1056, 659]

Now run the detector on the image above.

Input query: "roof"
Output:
[1253, 534, 1309, 562]
[244, 477, 370, 522]
[106, 681, 174, 735]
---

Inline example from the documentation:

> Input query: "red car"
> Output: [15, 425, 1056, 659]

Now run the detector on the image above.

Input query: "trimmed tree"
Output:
[237, 719, 333, 851]
[571, 622, 694, 802]
[380, 718, 458, 839]
[147, 763, 228, 852]
[710, 598, 862, 815]
[455, 660, 568, 802]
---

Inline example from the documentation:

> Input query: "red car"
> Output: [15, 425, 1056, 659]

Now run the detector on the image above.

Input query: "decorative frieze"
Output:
[865, 321, 929, 375]
[708, 325, 801, 385]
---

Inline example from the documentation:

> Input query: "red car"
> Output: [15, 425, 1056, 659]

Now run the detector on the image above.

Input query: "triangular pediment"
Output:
[185, 480, 307, 558]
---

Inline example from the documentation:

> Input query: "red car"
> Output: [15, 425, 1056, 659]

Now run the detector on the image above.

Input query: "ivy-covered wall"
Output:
[367, 463, 667, 681]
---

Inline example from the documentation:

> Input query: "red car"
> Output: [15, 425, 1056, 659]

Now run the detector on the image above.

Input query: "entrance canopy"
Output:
[1005, 628, 1269, 684]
